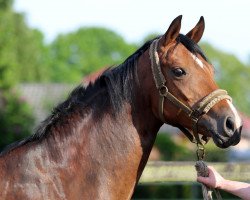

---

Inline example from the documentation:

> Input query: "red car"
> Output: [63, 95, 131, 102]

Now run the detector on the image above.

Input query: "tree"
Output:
[48, 27, 137, 82]
[0, 5, 49, 88]
[0, 1, 37, 149]
[0, 9, 17, 89]
[0, 91, 34, 150]
[13, 13, 50, 82]
[0, 0, 13, 10]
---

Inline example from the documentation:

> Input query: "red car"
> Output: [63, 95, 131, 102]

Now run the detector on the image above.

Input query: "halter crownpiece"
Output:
[149, 38, 232, 147]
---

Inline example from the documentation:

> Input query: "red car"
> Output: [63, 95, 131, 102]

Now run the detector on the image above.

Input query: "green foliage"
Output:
[0, 10, 17, 89]
[0, 8, 49, 89]
[0, 91, 34, 150]
[13, 14, 50, 82]
[155, 133, 194, 161]
[0, 0, 13, 10]
[48, 27, 137, 82]
[203, 140, 229, 162]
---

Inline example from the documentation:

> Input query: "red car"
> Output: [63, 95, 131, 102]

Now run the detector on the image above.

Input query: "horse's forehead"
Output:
[169, 44, 208, 69]
[166, 45, 191, 65]
[189, 53, 204, 69]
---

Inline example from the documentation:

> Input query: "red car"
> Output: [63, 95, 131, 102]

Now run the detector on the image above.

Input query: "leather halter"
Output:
[149, 39, 232, 147]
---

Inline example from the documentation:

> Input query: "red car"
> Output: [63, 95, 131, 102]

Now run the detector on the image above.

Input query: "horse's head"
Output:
[148, 16, 242, 148]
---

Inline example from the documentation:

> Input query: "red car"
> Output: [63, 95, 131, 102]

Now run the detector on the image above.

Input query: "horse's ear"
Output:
[186, 16, 205, 43]
[162, 15, 182, 47]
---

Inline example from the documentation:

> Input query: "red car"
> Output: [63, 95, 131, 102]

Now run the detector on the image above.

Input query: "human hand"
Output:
[197, 166, 225, 189]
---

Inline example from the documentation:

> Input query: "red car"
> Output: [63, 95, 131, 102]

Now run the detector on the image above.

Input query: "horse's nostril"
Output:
[224, 116, 235, 137]
[226, 117, 234, 130]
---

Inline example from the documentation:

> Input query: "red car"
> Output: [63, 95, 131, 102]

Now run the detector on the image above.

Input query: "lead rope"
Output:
[195, 152, 223, 200]
[195, 160, 213, 200]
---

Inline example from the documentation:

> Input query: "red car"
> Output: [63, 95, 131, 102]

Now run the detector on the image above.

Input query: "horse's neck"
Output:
[88, 56, 163, 197]
[86, 102, 160, 198]
[0, 62, 162, 198]
[19, 102, 158, 199]
[44, 102, 159, 199]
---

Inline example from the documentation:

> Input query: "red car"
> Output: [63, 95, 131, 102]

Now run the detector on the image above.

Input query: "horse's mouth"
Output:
[210, 126, 242, 149]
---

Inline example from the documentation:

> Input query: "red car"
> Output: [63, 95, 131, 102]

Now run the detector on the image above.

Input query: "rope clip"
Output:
[196, 144, 205, 160]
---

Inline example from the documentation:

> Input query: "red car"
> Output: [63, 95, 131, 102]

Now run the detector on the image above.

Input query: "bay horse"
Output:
[0, 16, 242, 199]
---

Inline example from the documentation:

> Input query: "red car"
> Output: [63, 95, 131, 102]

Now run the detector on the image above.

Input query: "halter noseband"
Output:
[149, 39, 232, 147]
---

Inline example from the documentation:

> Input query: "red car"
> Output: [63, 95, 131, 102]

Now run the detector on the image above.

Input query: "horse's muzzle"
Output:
[212, 126, 242, 148]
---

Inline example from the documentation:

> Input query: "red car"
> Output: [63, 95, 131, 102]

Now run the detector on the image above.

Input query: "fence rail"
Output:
[140, 161, 250, 184]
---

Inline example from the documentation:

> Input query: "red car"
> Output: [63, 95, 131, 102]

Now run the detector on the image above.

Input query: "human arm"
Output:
[197, 166, 250, 200]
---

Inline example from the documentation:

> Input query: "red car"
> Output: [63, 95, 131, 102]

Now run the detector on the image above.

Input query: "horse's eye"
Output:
[172, 68, 186, 77]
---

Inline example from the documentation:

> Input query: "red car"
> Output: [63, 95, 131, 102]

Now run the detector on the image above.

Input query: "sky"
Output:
[14, 0, 250, 62]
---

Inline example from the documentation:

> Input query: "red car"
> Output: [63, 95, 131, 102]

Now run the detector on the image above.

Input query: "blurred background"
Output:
[1, 0, 250, 199]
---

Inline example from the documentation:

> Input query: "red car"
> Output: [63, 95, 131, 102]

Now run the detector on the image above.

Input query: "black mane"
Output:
[0, 34, 208, 155]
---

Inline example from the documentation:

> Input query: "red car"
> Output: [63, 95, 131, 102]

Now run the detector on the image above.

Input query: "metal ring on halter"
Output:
[159, 85, 168, 97]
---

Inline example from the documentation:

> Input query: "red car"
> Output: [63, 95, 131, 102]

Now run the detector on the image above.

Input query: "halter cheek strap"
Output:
[149, 39, 232, 147]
